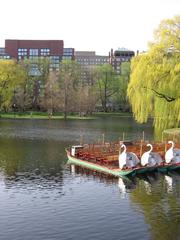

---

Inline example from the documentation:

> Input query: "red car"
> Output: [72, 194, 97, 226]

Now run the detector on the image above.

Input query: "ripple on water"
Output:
[0, 119, 180, 240]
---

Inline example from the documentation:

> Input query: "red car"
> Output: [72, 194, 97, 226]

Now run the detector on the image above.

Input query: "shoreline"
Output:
[0, 112, 132, 120]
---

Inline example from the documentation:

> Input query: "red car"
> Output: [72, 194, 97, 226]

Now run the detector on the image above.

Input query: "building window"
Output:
[50, 63, 59, 69]
[29, 64, 41, 76]
[0, 55, 10, 59]
[0, 48, 5, 54]
[50, 56, 60, 63]
[29, 48, 38, 56]
[50, 56, 61, 69]
[63, 48, 73, 56]
[29, 56, 39, 61]
[40, 48, 50, 56]
[62, 56, 72, 60]
[18, 48, 27, 56]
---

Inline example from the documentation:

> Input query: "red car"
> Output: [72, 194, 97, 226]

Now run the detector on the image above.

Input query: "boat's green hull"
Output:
[135, 166, 156, 174]
[157, 166, 169, 173]
[67, 154, 134, 177]
[66, 151, 180, 177]
[157, 164, 180, 173]
[167, 164, 180, 171]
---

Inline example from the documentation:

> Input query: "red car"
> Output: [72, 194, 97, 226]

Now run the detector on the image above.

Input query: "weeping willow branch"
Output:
[143, 87, 180, 102]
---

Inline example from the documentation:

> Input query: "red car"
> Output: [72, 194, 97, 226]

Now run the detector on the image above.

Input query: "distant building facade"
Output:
[63, 48, 75, 60]
[109, 48, 135, 74]
[1, 40, 135, 76]
[5, 39, 64, 61]
[0, 47, 11, 59]
[1, 40, 76, 71]
[1, 39, 75, 74]
[75, 51, 109, 66]
[75, 51, 109, 84]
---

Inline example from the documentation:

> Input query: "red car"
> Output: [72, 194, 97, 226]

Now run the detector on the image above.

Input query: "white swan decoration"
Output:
[119, 144, 127, 169]
[165, 141, 174, 163]
[165, 141, 180, 163]
[141, 144, 163, 167]
[119, 144, 139, 169]
[141, 144, 153, 166]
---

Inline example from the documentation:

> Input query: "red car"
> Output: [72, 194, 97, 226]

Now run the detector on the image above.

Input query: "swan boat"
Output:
[66, 146, 137, 177]
[66, 141, 180, 177]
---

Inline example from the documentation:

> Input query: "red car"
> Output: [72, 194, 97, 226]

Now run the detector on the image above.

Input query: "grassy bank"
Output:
[92, 112, 132, 117]
[0, 111, 132, 120]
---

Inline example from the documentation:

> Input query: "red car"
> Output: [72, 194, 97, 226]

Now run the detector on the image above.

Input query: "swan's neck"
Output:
[147, 144, 152, 153]
[121, 144, 126, 154]
[169, 141, 174, 150]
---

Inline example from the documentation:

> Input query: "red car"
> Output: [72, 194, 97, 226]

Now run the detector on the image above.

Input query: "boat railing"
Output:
[75, 141, 180, 162]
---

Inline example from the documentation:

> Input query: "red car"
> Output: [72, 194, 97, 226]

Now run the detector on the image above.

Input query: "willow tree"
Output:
[128, 15, 180, 130]
[0, 59, 26, 111]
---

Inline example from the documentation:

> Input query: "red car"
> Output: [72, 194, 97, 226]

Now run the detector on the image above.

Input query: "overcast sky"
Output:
[0, 0, 179, 55]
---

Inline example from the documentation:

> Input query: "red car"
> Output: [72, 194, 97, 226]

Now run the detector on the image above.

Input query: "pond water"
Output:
[0, 117, 179, 240]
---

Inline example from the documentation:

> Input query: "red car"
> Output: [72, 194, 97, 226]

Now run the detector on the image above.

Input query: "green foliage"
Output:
[58, 60, 81, 118]
[128, 15, 180, 130]
[59, 59, 81, 88]
[94, 64, 118, 111]
[42, 70, 60, 114]
[0, 59, 26, 110]
[23, 57, 51, 110]
[113, 62, 131, 111]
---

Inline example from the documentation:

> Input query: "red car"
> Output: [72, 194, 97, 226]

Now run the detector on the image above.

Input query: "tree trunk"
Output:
[64, 85, 67, 120]
[104, 72, 107, 112]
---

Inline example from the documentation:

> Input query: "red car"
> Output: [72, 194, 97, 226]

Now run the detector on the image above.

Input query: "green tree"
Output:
[127, 15, 180, 130]
[14, 60, 33, 111]
[22, 57, 51, 111]
[58, 60, 81, 119]
[76, 66, 99, 116]
[113, 62, 131, 111]
[41, 70, 60, 116]
[95, 64, 118, 112]
[0, 59, 26, 111]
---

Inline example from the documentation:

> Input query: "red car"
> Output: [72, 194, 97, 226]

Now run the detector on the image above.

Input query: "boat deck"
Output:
[66, 141, 180, 177]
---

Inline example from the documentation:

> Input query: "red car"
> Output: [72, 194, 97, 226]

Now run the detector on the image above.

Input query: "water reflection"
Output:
[131, 171, 180, 240]
[0, 119, 179, 240]
[118, 178, 126, 197]
[69, 163, 180, 194]
[165, 175, 173, 193]
[0, 136, 68, 194]
[68, 163, 180, 239]
[69, 164, 119, 186]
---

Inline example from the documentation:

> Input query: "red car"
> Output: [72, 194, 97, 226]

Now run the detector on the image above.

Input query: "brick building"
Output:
[5, 39, 64, 60]
[63, 48, 75, 60]
[1, 39, 74, 72]
[75, 51, 109, 84]
[0, 47, 10, 59]
[109, 48, 135, 74]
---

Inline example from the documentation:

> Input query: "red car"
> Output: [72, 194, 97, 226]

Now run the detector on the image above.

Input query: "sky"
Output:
[0, 0, 179, 55]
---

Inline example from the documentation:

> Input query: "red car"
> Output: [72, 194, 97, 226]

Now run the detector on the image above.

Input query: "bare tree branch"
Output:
[143, 86, 180, 102]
